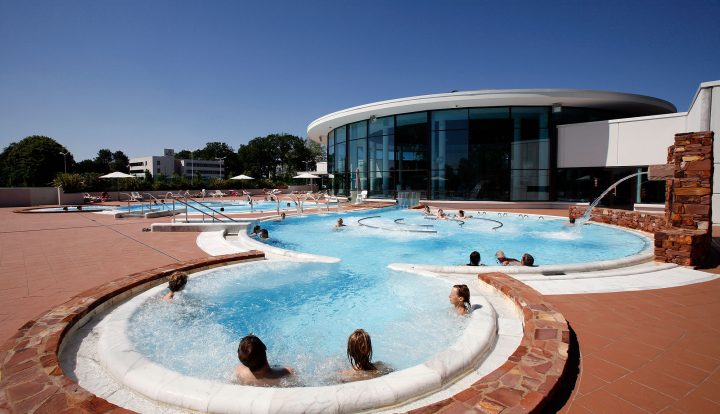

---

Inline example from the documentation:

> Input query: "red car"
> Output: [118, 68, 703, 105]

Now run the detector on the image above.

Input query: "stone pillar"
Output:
[654, 131, 713, 266]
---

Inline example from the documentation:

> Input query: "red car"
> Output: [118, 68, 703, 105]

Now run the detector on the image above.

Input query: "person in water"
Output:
[163, 271, 188, 301]
[259, 229, 269, 240]
[495, 250, 519, 266]
[250, 225, 262, 237]
[449, 284, 471, 315]
[436, 208, 448, 219]
[456, 210, 473, 219]
[467, 251, 484, 266]
[341, 329, 391, 382]
[423, 205, 432, 215]
[336, 218, 346, 228]
[521, 253, 535, 266]
[235, 335, 293, 386]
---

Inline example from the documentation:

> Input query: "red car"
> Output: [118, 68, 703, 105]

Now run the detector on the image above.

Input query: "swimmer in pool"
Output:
[467, 251, 484, 266]
[163, 271, 188, 301]
[449, 284, 471, 315]
[340, 329, 392, 382]
[250, 225, 262, 237]
[436, 209, 447, 219]
[456, 209, 473, 219]
[235, 335, 293, 386]
[259, 229, 269, 240]
[336, 218, 346, 228]
[495, 250, 519, 266]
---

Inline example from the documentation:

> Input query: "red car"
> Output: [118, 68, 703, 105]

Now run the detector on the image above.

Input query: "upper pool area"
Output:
[259, 208, 650, 267]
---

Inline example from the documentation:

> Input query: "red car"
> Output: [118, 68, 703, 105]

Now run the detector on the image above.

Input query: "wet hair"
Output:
[238, 335, 268, 372]
[337, 218, 343, 225]
[252, 225, 261, 234]
[453, 284, 471, 311]
[260, 229, 269, 238]
[459, 210, 465, 216]
[168, 271, 188, 292]
[522, 253, 535, 266]
[569, 217, 576, 224]
[469, 251, 481, 266]
[347, 329, 376, 371]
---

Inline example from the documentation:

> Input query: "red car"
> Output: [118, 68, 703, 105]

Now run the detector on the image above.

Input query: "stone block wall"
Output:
[568, 206, 667, 233]
[654, 131, 713, 266]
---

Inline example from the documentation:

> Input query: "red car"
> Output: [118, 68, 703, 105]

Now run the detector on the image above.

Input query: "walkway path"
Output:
[1, 205, 719, 413]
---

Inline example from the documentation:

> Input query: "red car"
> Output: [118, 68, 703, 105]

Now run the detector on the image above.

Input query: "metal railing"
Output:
[168, 195, 238, 223]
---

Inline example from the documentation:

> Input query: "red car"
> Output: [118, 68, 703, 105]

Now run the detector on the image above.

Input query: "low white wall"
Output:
[558, 113, 687, 168]
[0, 187, 83, 207]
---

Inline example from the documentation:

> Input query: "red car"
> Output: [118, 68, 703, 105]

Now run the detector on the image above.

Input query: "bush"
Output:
[53, 173, 85, 193]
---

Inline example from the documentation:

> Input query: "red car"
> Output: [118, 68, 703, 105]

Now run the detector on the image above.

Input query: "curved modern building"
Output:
[307, 89, 678, 204]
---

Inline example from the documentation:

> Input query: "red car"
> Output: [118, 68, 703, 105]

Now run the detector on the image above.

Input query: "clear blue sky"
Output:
[1, 0, 718, 161]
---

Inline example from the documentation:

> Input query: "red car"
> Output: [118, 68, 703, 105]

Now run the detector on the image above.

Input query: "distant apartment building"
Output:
[179, 159, 223, 180]
[128, 149, 177, 178]
[129, 149, 223, 179]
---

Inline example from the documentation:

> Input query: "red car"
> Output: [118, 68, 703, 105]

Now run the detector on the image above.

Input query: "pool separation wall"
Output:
[0, 258, 571, 414]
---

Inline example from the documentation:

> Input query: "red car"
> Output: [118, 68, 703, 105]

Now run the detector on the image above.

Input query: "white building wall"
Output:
[557, 113, 685, 168]
[128, 156, 153, 177]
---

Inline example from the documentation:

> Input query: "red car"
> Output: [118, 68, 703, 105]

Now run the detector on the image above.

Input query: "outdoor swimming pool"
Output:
[114, 199, 322, 214]
[125, 261, 467, 387]
[259, 208, 650, 266]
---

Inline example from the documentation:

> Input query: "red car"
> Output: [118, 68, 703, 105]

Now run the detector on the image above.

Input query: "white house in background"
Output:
[128, 149, 176, 178]
[307, 80, 720, 223]
[129, 149, 223, 180]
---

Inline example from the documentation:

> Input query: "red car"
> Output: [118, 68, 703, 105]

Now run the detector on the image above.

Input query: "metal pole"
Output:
[59, 151, 68, 173]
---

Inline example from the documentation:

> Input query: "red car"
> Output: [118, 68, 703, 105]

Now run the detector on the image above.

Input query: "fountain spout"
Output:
[579, 171, 648, 223]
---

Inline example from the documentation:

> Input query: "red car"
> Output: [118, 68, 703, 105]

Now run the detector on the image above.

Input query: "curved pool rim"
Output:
[95, 261, 498, 413]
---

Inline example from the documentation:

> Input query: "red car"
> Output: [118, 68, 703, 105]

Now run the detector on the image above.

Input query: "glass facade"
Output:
[327, 106, 634, 201]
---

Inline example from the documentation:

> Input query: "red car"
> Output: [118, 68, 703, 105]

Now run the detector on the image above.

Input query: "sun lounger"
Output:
[83, 193, 101, 203]
[210, 190, 227, 198]
[130, 192, 143, 201]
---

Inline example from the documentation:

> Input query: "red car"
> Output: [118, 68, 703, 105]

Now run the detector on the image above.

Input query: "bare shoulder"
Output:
[234, 364, 256, 384]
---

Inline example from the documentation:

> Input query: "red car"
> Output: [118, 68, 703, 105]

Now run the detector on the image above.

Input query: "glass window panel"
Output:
[431, 109, 468, 131]
[348, 138, 366, 177]
[510, 169, 550, 201]
[431, 129, 468, 172]
[349, 121, 367, 140]
[369, 116, 394, 137]
[512, 107, 549, 141]
[511, 139, 549, 169]
[335, 140, 346, 172]
[327, 140, 335, 174]
[332, 173, 347, 196]
[335, 126, 347, 143]
[368, 134, 395, 192]
[396, 112, 427, 127]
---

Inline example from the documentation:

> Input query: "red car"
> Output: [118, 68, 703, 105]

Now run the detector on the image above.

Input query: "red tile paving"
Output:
[1, 205, 719, 413]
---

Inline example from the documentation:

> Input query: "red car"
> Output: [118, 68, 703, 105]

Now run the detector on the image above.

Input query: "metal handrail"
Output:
[169, 195, 238, 223]
[143, 193, 169, 210]
[358, 216, 437, 233]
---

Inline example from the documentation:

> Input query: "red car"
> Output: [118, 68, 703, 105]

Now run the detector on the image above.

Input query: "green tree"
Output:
[110, 151, 130, 173]
[0, 135, 74, 186]
[237, 133, 312, 181]
[94, 149, 113, 173]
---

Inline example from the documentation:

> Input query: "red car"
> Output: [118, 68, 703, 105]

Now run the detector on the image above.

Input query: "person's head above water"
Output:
[260, 229, 269, 239]
[522, 253, 535, 266]
[280, 212, 286, 219]
[252, 225, 261, 234]
[347, 329, 376, 371]
[168, 271, 188, 293]
[238, 335, 268, 372]
[458, 210, 465, 217]
[449, 284, 471, 312]
[337, 218, 344, 226]
[468, 251, 481, 266]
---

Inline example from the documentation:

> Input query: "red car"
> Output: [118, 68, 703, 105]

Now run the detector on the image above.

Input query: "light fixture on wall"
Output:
[552, 103, 563, 113]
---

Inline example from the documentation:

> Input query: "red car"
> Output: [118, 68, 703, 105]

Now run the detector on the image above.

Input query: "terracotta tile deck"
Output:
[1, 205, 719, 413]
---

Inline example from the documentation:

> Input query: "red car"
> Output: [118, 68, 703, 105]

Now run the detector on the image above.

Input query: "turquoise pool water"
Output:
[125, 207, 647, 387]
[116, 199, 312, 214]
[260, 208, 649, 266]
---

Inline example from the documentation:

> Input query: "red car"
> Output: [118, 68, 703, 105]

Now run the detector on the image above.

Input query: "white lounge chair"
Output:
[130, 191, 143, 201]
[357, 190, 368, 203]
[211, 190, 227, 198]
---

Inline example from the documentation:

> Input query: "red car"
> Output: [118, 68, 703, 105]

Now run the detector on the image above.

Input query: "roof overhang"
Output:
[307, 89, 676, 143]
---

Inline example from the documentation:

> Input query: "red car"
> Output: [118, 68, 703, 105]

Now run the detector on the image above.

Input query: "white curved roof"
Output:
[307, 89, 676, 142]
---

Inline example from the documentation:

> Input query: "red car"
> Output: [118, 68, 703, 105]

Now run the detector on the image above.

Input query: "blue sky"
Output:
[0, 0, 718, 161]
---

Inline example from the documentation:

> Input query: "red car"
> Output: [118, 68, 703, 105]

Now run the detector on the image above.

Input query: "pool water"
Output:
[117, 200, 326, 214]
[261, 208, 649, 266]
[127, 261, 465, 386]
[125, 207, 647, 387]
